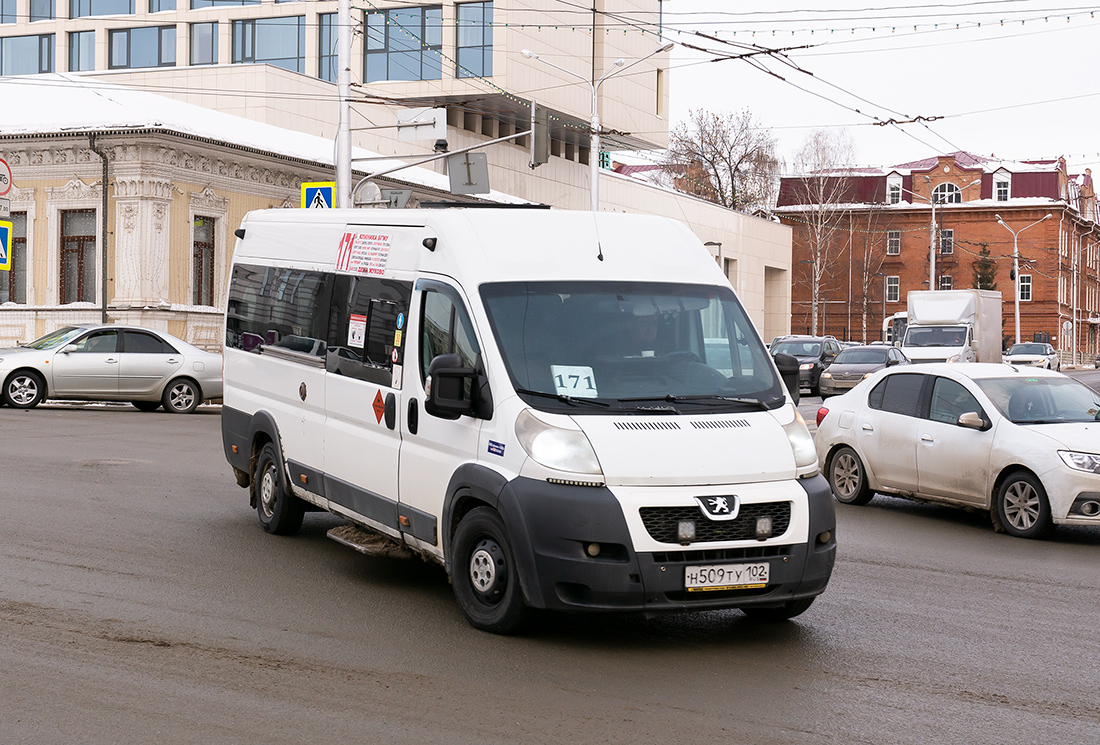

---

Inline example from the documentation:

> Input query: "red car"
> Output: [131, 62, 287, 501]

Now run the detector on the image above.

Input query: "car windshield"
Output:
[480, 281, 784, 413]
[20, 326, 87, 350]
[903, 325, 967, 347]
[976, 376, 1100, 424]
[833, 348, 888, 365]
[1007, 343, 1047, 355]
[772, 340, 821, 357]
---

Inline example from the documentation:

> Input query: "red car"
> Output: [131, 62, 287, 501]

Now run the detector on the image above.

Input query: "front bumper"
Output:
[497, 475, 836, 614]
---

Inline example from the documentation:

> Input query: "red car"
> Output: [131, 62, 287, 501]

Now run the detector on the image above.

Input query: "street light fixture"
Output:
[995, 212, 1053, 345]
[896, 178, 981, 288]
[522, 43, 674, 212]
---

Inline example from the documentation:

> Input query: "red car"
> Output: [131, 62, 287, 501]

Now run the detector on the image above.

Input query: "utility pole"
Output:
[335, 0, 352, 207]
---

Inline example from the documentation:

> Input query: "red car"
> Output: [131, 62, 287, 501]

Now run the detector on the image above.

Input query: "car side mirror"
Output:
[60, 344, 78, 354]
[773, 352, 800, 406]
[957, 411, 990, 431]
[424, 353, 493, 420]
[885, 358, 897, 367]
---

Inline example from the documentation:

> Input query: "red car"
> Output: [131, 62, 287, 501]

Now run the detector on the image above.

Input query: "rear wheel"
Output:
[996, 471, 1052, 539]
[254, 442, 304, 535]
[4, 371, 45, 409]
[828, 446, 873, 505]
[132, 401, 161, 412]
[742, 596, 816, 621]
[163, 378, 200, 414]
[451, 507, 528, 634]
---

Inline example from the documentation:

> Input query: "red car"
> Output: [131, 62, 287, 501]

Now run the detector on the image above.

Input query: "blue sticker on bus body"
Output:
[396, 312, 405, 330]
[488, 440, 505, 457]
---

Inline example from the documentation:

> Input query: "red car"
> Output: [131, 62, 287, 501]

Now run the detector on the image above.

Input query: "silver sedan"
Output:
[0, 324, 222, 413]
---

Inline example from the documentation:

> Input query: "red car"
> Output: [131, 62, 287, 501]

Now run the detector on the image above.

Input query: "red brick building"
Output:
[775, 151, 1100, 361]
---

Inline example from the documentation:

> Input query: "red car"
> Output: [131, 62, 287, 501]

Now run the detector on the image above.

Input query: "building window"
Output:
[31, 0, 55, 21]
[456, 1, 492, 78]
[995, 180, 1009, 201]
[1, 212, 26, 304]
[61, 209, 96, 304]
[886, 276, 900, 303]
[109, 26, 176, 69]
[1019, 274, 1032, 302]
[318, 12, 336, 82]
[887, 184, 901, 204]
[149, 0, 175, 10]
[193, 216, 216, 306]
[70, 0, 136, 18]
[191, 22, 217, 65]
[886, 230, 900, 255]
[232, 17, 305, 74]
[192, 0, 257, 7]
[0, 34, 54, 75]
[931, 182, 962, 204]
[364, 5, 442, 82]
[0, 0, 13, 23]
[69, 30, 95, 71]
[939, 275, 953, 290]
[939, 228, 953, 255]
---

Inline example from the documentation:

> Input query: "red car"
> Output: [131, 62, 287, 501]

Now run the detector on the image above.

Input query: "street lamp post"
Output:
[897, 179, 980, 289]
[522, 44, 673, 212]
[995, 212, 1053, 345]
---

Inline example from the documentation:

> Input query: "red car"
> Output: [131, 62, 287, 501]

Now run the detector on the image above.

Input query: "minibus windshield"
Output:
[480, 281, 785, 413]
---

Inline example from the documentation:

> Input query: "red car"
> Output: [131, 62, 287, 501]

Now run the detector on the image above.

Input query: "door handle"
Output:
[166, 358, 179, 364]
[384, 392, 396, 431]
[921, 434, 934, 442]
[407, 398, 419, 435]
[861, 423, 874, 432]
[106, 358, 119, 364]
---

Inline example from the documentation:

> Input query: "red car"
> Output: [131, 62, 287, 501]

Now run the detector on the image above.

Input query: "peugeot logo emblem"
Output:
[694, 495, 741, 521]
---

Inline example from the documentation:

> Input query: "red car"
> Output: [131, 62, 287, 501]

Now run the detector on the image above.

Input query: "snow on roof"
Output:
[0, 73, 528, 203]
[772, 196, 1059, 213]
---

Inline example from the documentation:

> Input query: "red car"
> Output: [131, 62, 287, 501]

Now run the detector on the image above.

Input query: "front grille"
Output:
[639, 502, 792, 543]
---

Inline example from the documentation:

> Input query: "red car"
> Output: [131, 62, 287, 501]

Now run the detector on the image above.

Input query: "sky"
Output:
[661, 1, 1100, 174]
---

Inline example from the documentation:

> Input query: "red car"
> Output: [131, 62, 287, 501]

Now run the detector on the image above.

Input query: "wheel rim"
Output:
[1003, 481, 1040, 531]
[832, 452, 862, 499]
[168, 383, 195, 411]
[259, 464, 277, 519]
[9, 376, 38, 405]
[469, 538, 506, 604]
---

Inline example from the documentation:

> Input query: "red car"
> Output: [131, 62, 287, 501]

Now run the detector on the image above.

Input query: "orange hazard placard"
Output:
[372, 390, 386, 423]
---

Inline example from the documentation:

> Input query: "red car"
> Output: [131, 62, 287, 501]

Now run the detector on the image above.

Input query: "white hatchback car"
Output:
[815, 363, 1100, 538]
[0, 324, 223, 413]
[1002, 342, 1060, 371]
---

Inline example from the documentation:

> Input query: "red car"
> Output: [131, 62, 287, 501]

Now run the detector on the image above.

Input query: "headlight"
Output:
[863, 372, 873, 379]
[799, 362, 814, 371]
[821, 372, 832, 379]
[515, 409, 602, 475]
[947, 353, 962, 363]
[1059, 450, 1100, 474]
[782, 409, 819, 477]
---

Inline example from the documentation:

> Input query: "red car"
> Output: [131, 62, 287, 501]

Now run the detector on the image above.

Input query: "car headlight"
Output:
[515, 409, 602, 475]
[782, 409, 819, 477]
[863, 372, 873, 379]
[821, 372, 832, 379]
[946, 353, 962, 363]
[1059, 450, 1100, 474]
[799, 362, 814, 371]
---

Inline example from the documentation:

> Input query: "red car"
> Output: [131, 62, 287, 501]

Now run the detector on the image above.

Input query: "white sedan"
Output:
[815, 363, 1100, 538]
[1003, 342, 1060, 371]
[0, 324, 222, 414]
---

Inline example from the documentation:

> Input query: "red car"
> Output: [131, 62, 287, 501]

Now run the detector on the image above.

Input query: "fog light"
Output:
[818, 530, 832, 544]
[755, 516, 773, 540]
[586, 543, 601, 557]
[677, 520, 696, 543]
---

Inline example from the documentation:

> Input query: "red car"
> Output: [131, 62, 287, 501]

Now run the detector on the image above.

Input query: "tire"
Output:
[253, 442, 304, 536]
[451, 507, 528, 634]
[996, 471, 1053, 539]
[132, 401, 162, 412]
[162, 378, 200, 414]
[4, 370, 45, 409]
[828, 446, 873, 505]
[742, 596, 816, 621]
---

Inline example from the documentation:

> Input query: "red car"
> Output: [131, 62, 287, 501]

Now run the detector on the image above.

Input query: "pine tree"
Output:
[972, 243, 998, 290]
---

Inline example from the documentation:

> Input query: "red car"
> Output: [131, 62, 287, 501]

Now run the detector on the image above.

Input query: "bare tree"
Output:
[662, 108, 779, 213]
[788, 130, 856, 335]
[855, 205, 887, 343]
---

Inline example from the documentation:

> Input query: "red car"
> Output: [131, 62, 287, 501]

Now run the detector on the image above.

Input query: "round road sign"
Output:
[0, 158, 10, 197]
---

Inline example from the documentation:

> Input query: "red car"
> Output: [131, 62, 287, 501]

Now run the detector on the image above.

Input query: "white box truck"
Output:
[220, 207, 836, 634]
[900, 289, 1003, 364]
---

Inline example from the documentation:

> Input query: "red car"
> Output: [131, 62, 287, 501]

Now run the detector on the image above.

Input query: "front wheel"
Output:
[254, 442, 304, 535]
[996, 471, 1052, 539]
[828, 446, 873, 505]
[4, 370, 45, 409]
[742, 596, 816, 621]
[451, 507, 528, 634]
[163, 378, 200, 414]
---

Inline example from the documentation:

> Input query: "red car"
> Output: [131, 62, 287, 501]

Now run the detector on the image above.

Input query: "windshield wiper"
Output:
[618, 394, 783, 411]
[513, 387, 611, 408]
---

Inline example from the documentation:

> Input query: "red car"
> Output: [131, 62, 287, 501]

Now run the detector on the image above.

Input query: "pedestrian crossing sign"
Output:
[0, 220, 11, 271]
[301, 182, 335, 209]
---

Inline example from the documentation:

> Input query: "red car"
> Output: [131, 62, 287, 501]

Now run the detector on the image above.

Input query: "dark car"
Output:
[770, 335, 841, 396]
[819, 344, 910, 397]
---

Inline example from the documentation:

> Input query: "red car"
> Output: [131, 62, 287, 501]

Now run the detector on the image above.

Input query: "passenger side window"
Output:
[420, 287, 480, 381]
[928, 377, 983, 424]
[868, 373, 925, 417]
[122, 330, 176, 354]
[225, 264, 332, 358]
[71, 330, 118, 354]
[326, 274, 412, 386]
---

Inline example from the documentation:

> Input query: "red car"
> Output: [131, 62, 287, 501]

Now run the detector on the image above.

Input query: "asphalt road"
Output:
[2, 401, 1099, 744]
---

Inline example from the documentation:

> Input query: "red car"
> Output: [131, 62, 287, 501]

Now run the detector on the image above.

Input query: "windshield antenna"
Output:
[590, 210, 604, 261]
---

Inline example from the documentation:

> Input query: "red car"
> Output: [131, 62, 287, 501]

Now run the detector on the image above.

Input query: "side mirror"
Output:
[885, 358, 897, 367]
[60, 344, 78, 354]
[957, 411, 990, 431]
[424, 353, 493, 420]
[773, 352, 800, 406]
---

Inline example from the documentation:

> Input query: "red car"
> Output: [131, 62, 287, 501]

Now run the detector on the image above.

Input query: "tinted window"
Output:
[420, 286, 480, 395]
[869, 373, 924, 417]
[326, 274, 412, 386]
[834, 348, 887, 365]
[123, 330, 175, 354]
[928, 377, 982, 424]
[71, 330, 118, 354]
[226, 263, 332, 358]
